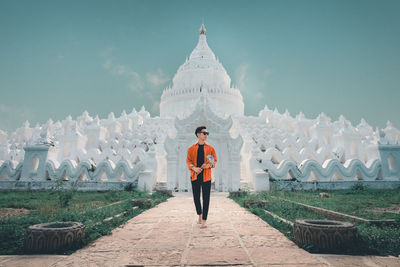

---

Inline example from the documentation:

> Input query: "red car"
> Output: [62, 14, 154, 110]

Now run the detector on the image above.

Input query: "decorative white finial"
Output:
[35, 126, 54, 146]
[200, 24, 206, 35]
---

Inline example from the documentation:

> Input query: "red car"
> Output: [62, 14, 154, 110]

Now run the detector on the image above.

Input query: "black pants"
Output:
[191, 178, 211, 220]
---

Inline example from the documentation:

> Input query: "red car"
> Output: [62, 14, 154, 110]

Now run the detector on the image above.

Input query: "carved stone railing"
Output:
[0, 144, 157, 192]
[248, 144, 400, 191]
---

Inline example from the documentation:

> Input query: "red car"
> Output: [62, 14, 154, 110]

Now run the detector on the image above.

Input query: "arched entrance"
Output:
[164, 96, 243, 192]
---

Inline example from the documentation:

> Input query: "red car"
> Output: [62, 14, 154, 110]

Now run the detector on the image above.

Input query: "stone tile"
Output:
[152, 222, 192, 230]
[236, 226, 280, 236]
[0, 256, 15, 264]
[248, 247, 322, 265]
[189, 235, 241, 248]
[204, 217, 230, 223]
[258, 264, 329, 267]
[53, 251, 126, 267]
[185, 247, 251, 265]
[106, 228, 151, 240]
[192, 227, 237, 237]
[146, 228, 191, 239]
[82, 238, 139, 252]
[120, 248, 183, 266]
[241, 235, 297, 248]
[192, 220, 230, 228]
[162, 216, 194, 223]
[231, 219, 269, 228]
[130, 217, 160, 224]
[186, 265, 254, 267]
[0, 255, 66, 267]
[122, 222, 155, 229]
[138, 237, 188, 249]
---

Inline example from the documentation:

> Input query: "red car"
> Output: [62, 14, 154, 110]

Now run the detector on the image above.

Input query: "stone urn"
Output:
[25, 221, 85, 253]
[293, 219, 358, 251]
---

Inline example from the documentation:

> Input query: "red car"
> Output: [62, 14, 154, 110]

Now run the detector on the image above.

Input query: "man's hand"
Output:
[201, 163, 212, 169]
[192, 167, 202, 174]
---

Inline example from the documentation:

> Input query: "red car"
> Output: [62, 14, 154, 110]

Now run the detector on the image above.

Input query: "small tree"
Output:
[52, 177, 79, 208]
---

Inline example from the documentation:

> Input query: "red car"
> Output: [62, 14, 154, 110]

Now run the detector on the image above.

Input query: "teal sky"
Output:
[0, 0, 399, 134]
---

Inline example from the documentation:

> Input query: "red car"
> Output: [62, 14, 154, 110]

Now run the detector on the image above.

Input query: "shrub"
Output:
[351, 182, 367, 191]
[58, 191, 74, 208]
[124, 183, 135, 191]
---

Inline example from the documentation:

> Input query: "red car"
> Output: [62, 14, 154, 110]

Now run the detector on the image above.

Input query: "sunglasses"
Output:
[201, 131, 209, 135]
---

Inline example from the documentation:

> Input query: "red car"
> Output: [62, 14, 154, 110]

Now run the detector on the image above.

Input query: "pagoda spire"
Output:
[199, 23, 206, 35]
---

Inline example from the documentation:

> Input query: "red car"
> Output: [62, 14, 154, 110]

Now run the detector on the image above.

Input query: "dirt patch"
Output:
[0, 208, 31, 219]
[369, 205, 400, 214]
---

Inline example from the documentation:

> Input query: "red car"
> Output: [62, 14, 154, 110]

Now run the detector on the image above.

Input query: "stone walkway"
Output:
[1, 193, 399, 267]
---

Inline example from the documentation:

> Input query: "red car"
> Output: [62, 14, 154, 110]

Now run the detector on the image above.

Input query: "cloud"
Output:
[235, 63, 249, 90]
[146, 69, 169, 87]
[256, 92, 264, 98]
[102, 58, 170, 115]
[103, 59, 170, 94]
[103, 60, 144, 92]
[127, 72, 144, 92]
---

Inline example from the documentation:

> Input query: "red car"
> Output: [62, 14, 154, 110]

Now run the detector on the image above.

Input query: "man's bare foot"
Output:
[200, 220, 207, 228]
[197, 215, 202, 224]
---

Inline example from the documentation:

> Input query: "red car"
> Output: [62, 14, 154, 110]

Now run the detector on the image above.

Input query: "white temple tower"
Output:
[160, 24, 244, 118]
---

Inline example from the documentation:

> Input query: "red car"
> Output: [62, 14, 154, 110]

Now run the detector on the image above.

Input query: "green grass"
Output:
[234, 191, 326, 222]
[230, 188, 400, 256]
[0, 190, 171, 255]
[268, 187, 400, 221]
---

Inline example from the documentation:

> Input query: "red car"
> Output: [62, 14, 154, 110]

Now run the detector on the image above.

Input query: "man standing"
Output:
[186, 126, 217, 228]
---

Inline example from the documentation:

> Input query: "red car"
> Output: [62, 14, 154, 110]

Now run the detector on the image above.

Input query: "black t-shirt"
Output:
[196, 144, 204, 181]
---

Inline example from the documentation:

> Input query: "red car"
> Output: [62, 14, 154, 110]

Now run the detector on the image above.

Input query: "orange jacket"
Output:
[186, 142, 217, 182]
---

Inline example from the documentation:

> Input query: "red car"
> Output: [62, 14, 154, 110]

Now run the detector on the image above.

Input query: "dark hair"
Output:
[195, 126, 207, 137]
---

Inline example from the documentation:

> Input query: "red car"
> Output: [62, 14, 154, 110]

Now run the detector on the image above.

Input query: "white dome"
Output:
[160, 24, 244, 118]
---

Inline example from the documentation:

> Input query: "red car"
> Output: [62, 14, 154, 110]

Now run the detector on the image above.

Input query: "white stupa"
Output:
[160, 24, 244, 118]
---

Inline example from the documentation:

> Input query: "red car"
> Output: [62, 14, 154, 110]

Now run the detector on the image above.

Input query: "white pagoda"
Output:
[160, 24, 244, 119]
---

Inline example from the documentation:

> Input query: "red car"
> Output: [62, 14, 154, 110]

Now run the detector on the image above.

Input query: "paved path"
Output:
[1, 193, 399, 267]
